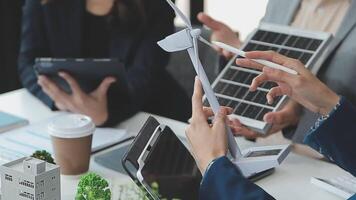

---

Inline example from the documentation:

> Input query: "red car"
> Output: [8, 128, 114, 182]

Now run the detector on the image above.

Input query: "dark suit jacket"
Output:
[18, 0, 190, 125]
[200, 97, 356, 200]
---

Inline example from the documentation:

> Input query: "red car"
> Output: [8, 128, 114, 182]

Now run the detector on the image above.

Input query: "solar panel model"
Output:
[206, 23, 333, 134]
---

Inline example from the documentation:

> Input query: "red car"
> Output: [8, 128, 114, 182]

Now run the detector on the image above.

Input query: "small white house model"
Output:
[0, 157, 60, 200]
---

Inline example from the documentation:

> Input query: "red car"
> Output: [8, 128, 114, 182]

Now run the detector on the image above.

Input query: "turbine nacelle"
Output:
[157, 28, 202, 53]
[190, 29, 202, 38]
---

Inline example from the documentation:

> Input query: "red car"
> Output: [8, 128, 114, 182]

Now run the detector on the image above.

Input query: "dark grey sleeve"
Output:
[283, 109, 320, 143]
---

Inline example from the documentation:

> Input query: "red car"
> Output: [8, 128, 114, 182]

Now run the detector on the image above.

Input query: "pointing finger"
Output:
[192, 77, 206, 122]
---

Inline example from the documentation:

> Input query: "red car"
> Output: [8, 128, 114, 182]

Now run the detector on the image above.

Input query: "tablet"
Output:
[34, 58, 128, 94]
[122, 117, 276, 200]
[122, 117, 201, 200]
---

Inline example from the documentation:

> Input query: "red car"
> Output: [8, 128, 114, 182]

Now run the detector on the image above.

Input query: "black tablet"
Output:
[122, 117, 202, 200]
[34, 58, 128, 94]
[122, 117, 275, 200]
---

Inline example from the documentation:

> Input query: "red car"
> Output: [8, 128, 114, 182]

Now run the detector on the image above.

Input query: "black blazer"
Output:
[18, 0, 178, 125]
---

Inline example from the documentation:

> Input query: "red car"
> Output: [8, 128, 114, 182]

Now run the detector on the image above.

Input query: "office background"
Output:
[0, 0, 267, 95]
[0, 0, 23, 94]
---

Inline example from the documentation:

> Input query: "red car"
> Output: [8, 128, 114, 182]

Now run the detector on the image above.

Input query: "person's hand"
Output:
[186, 78, 232, 174]
[197, 12, 241, 58]
[37, 72, 116, 126]
[233, 100, 301, 139]
[188, 106, 242, 134]
[236, 51, 340, 116]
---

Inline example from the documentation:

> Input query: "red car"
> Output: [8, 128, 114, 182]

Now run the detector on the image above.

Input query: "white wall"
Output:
[174, 0, 190, 27]
[175, 0, 269, 40]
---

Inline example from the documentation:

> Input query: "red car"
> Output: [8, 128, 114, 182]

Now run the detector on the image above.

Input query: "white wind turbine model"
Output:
[158, 0, 291, 177]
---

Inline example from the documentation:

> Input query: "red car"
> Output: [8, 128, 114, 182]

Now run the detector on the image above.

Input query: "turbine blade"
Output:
[188, 44, 241, 159]
[157, 29, 193, 52]
[199, 36, 215, 49]
[193, 37, 200, 76]
[166, 0, 192, 29]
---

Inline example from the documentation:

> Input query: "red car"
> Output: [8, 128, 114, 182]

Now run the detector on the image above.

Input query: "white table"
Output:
[0, 89, 351, 200]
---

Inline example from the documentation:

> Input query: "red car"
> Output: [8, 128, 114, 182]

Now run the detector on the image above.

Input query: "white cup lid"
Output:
[48, 114, 96, 138]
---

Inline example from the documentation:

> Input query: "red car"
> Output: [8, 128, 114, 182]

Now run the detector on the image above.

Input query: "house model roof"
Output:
[2, 157, 58, 175]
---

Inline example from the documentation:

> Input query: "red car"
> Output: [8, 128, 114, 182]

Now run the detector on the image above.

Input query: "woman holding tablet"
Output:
[18, 0, 190, 126]
[186, 51, 356, 199]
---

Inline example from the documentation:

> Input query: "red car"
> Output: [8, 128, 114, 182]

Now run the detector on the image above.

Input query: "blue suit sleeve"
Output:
[200, 156, 275, 200]
[18, 0, 54, 108]
[304, 97, 356, 176]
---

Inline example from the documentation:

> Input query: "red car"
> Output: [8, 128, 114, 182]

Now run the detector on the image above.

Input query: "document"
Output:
[0, 111, 29, 133]
[0, 117, 127, 165]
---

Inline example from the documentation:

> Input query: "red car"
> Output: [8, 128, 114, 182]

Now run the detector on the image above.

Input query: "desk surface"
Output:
[0, 89, 350, 200]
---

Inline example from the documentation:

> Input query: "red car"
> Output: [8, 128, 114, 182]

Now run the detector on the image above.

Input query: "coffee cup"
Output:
[48, 114, 95, 175]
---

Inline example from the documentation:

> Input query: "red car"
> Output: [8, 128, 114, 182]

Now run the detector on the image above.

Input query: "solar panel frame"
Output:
[207, 23, 333, 134]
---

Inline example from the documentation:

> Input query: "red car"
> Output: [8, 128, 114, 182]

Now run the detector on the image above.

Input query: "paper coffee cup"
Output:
[48, 114, 95, 175]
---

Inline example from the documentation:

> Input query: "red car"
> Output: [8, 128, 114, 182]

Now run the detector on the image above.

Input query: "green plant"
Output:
[31, 150, 55, 164]
[75, 173, 111, 200]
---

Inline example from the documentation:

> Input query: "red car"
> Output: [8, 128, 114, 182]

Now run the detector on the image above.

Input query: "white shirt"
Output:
[291, 0, 351, 35]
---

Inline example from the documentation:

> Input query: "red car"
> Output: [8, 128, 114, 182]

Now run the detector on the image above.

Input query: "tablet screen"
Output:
[141, 129, 201, 200]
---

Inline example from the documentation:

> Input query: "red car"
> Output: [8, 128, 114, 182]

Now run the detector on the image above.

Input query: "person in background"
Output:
[18, 0, 190, 126]
[186, 51, 356, 200]
[197, 0, 356, 148]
